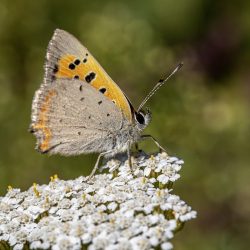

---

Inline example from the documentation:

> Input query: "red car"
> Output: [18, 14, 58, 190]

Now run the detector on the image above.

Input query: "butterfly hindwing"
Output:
[30, 79, 126, 155]
[45, 29, 132, 121]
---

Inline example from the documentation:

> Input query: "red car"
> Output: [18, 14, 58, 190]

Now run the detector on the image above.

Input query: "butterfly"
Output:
[29, 29, 182, 180]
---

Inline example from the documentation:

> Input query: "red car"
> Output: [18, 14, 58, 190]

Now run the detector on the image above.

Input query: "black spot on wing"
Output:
[99, 88, 106, 94]
[83, 58, 87, 63]
[28, 125, 35, 133]
[98, 101, 102, 105]
[85, 72, 96, 83]
[53, 65, 58, 73]
[51, 64, 58, 81]
[69, 63, 75, 70]
[51, 75, 56, 81]
[74, 59, 80, 65]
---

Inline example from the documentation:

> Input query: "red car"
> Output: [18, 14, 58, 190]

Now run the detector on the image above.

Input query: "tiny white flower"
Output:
[169, 174, 180, 182]
[49, 206, 58, 214]
[13, 243, 24, 250]
[110, 181, 125, 187]
[81, 233, 92, 244]
[53, 235, 81, 250]
[107, 202, 118, 211]
[97, 204, 107, 212]
[157, 159, 169, 171]
[130, 235, 150, 250]
[143, 204, 154, 214]
[149, 236, 159, 246]
[161, 242, 173, 250]
[160, 203, 172, 211]
[172, 163, 182, 171]
[144, 166, 151, 177]
[8, 234, 17, 246]
[168, 157, 179, 163]
[26, 206, 45, 219]
[176, 159, 184, 165]
[148, 215, 159, 225]
[157, 174, 169, 184]
[91, 233, 109, 249]
[180, 210, 197, 221]
[85, 186, 95, 194]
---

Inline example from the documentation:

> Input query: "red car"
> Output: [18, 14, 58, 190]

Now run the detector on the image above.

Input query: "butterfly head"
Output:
[134, 108, 151, 131]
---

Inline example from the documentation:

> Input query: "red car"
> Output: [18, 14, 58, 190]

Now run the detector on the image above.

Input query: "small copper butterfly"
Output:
[29, 29, 182, 180]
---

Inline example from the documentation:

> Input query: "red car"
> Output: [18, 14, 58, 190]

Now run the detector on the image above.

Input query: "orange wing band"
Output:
[32, 90, 57, 152]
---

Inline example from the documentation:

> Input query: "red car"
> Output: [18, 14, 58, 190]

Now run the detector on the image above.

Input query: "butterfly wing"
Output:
[45, 29, 132, 121]
[30, 79, 127, 155]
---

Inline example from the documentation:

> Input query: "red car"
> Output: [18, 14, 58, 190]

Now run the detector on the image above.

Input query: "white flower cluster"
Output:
[0, 152, 196, 250]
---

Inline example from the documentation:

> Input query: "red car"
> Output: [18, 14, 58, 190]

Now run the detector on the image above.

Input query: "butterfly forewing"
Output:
[45, 29, 132, 121]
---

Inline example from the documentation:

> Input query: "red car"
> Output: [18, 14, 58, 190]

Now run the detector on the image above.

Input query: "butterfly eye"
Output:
[135, 112, 145, 125]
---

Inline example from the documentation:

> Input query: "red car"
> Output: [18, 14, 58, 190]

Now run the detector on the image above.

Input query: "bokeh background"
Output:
[0, 0, 249, 249]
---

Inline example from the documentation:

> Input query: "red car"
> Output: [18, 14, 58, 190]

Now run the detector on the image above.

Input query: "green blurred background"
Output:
[0, 0, 249, 249]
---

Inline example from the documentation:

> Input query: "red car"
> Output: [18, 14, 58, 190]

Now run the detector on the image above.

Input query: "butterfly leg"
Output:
[127, 141, 135, 176]
[141, 135, 167, 153]
[86, 151, 112, 182]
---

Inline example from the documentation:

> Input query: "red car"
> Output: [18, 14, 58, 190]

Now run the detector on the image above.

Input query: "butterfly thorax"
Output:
[107, 124, 141, 157]
[107, 108, 152, 157]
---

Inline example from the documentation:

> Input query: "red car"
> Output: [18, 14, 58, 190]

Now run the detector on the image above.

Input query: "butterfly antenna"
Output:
[138, 62, 184, 111]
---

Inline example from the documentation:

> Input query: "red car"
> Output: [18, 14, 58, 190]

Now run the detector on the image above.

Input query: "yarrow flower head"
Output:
[0, 152, 196, 250]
